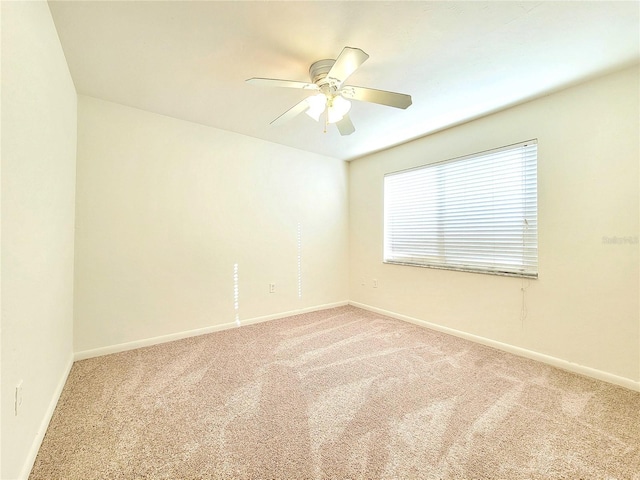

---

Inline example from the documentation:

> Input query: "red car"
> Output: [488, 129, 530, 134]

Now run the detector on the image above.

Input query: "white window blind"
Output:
[384, 140, 538, 278]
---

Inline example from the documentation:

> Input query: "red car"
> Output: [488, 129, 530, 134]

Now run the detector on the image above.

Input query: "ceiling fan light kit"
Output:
[246, 47, 412, 136]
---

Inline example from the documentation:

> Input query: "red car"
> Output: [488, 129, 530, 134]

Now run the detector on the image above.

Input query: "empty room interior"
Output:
[2, 1, 640, 479]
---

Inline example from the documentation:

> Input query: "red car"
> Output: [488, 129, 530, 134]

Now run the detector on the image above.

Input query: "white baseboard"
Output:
[74, 301, 349, 361]
[349, 301, 640, 393]
[74, 323, 235, 361]
[238, 301, 349, 327]
[19, 353, 74, 480]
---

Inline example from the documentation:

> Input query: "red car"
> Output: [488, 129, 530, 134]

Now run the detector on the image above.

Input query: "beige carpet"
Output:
[30, 306, 640, 479]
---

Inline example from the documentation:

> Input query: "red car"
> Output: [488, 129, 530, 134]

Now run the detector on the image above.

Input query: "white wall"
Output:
[1, 2, 77, 479]
[74, 96, 349, 354]
[350, 66, 640, 386]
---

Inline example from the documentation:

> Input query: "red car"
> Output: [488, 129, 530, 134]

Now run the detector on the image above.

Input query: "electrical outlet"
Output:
[269, 283, 276, 293]
[373, 279, 378, 288]
[361, 278, 366, 286]
[15, 381, 23, 416]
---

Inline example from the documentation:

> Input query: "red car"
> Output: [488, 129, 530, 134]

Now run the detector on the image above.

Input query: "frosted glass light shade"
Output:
[327, 95, 351, 124]
[305, 94, 327, 121]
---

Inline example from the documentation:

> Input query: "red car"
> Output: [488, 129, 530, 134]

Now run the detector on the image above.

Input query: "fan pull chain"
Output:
[520, 278, 530, 324]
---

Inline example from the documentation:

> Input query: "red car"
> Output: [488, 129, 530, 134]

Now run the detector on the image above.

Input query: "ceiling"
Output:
[48, 1, 639, 161]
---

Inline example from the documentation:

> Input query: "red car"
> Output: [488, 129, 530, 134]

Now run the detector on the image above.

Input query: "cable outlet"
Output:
[15, 380, 23, 416]
[373, 279, 378, 288]
[269, 283, 276, 293]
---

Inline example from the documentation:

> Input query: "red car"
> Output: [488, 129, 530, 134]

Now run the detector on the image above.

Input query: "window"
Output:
[384, 140, 538, 278]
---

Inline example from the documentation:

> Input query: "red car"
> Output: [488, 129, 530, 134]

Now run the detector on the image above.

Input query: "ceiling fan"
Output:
[246, 47, 412, 136]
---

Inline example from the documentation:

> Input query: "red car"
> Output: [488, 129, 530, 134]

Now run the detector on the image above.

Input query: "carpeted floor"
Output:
[30, 306, 640, 479]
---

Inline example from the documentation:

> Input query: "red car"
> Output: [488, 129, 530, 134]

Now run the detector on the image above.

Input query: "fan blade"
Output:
[327, 47, 369, 85]
[341, 85, 412, 109]
[270, 98, 310, 126]
[246, 78, 319, 90]
[336, 114, 355, 136]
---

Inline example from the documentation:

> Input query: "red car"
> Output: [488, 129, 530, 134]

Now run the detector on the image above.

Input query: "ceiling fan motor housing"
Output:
[309, 59, 338, 92]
